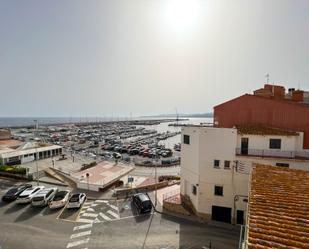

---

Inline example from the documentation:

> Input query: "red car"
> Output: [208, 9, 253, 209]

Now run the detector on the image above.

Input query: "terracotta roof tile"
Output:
[247, 165, 309, 249]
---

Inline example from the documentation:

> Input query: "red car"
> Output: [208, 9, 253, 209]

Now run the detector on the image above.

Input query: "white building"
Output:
[0, 141, 63, 166]
[180, 125, 309, 224]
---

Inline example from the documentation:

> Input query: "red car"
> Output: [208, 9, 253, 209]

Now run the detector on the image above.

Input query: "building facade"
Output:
[180, 125, 309, 224]
[0, 141, 63, 166]
[214, 84, 309, 149]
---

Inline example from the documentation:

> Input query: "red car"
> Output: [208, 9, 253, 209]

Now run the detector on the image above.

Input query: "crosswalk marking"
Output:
[81, 213, 98, 218]
[106, 203, 118, 211]
[66, 238, 90, 248]
[78, 218, 95, 223]
[107, 210, 120, 219]
[99, 212, 112, 221]
[95, 200, 108, 203]
[73, 224, 93, 231]
[86, 208, 95, 212]
[70, 230, 91, 239]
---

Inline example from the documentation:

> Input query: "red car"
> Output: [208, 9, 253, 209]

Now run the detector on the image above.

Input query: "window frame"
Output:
[224, 160, 231, 169]
[214, 185, 223, 196]
[183, 134, 190, 145]
[192, 185, 197, 195]
[269, 138, 281, 149]
[213, 159, 220, 169]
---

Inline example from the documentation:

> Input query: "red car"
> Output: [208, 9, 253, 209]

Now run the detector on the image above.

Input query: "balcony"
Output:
[236, 148, 309, 160]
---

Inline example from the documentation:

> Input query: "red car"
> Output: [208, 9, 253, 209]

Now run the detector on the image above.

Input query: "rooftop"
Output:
[236, 124, 299, 136]
[247, 165, 309, 248]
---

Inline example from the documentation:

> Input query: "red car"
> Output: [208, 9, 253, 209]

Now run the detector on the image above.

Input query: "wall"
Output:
[0, 129, 11, 140]
[214, 94, 309, 149]
[180, 127, 249, 222]
[236, 134, 300, 152]
[180, 127, 200, 209]
[236, 156, 309, 171]
[197, 127, 248, 220]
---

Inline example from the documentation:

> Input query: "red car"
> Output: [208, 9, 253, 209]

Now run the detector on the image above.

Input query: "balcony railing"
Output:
[236, 148, 309, 160]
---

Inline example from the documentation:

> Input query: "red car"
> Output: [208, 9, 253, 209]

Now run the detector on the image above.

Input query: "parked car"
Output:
[67, 193, 86, 209]
[132, 193, 152, 213]
[31, 188, 58, 207]
[16, 186, 45, 204]
[1, 184, 32, 202]
[49, 190, 71, 209]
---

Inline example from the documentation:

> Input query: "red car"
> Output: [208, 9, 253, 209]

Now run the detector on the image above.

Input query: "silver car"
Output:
[31, 188, 58, 207]
[49, 190, 71, 209]
[16, 186, 45, 204]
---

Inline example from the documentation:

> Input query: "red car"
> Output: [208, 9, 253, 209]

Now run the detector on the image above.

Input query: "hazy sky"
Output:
[1, 0, 308, 117]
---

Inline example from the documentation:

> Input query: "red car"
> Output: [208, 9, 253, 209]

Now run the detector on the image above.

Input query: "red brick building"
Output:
[214, 84, 309, 149]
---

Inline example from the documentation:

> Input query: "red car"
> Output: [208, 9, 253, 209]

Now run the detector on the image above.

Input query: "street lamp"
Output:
[34, 120, 39, 186]
[86, 173, 90, 191]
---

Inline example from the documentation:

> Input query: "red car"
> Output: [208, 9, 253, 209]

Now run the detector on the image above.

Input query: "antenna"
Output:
[265, 74, 270, 84]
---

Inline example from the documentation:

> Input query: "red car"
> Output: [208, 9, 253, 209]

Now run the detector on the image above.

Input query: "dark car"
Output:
[132, 193, 152, 213]
[2, 184, 32, 202]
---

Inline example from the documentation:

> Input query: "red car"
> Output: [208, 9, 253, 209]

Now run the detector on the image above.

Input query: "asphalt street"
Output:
[0, 178, 239, 249]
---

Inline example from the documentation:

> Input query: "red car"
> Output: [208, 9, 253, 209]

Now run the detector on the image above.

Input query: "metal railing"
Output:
[236, 148, 309, 159]
[163, 188, 180, 202]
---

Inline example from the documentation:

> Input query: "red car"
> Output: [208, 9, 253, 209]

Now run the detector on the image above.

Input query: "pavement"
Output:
[0, 178, 240, 249]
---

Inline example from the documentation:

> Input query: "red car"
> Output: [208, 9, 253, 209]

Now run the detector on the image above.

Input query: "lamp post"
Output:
[86, 173, 90, 191]
[34, 120, 39, 186]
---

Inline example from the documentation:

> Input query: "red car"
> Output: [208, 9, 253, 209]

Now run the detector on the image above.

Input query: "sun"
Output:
[161, 0, 201, 35]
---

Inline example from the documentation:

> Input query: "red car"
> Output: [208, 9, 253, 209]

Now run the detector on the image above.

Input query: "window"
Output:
[224, 160, 230, 169]
[214, 160, 220, 168]
[214, 185, 223, 196]
[192, 185, 197, 195]
[183, 134, 190, 145]
[270, 139, 281, 149]
[276, 163, 289, 168]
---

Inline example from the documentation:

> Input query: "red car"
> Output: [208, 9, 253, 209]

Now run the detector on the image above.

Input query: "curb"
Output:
[38, 180, 69, 187]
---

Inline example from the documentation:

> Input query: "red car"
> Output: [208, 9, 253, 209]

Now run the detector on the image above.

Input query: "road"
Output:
[0, 178, 239, 249]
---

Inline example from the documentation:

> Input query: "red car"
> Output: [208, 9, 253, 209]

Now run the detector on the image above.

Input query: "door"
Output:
[241, 138, 249, 155]
[237, 210, 244, 224]
[212, 206, 232, 223]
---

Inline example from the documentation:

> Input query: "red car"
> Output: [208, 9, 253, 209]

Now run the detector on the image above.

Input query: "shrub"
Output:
[0, 165, 27, 175]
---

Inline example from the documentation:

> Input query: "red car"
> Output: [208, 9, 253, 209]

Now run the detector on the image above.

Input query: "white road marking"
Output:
[99, 212, 112, 221]
[66, 238, 90, 248]
[86, 208, 95, 212]
[106, 203, 118, 211]
[81, 213, 98, 218]
[78, 218, 95, 223]
[70, 230, 91, 239]
[73, 223, 93, 231]
[90, 203, 98, 207]
[107, 210, 120, 219]
[95, 200, 108, 203]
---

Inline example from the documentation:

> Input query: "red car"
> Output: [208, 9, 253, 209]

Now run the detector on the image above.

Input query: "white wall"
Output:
[237, 133, 303, 152]
[180, 127, 200, 209]
[180, 126, 308, 224]
[236, 156, 309, 171]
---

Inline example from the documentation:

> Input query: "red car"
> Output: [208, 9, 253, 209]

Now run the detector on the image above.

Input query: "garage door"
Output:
[211, 205, 232, 223]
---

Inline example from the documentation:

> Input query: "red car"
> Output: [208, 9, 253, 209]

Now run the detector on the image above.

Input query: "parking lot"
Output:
[0, 178, 240, 249]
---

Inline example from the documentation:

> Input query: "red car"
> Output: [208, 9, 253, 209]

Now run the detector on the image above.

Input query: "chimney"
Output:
[292, 90, 304, 102]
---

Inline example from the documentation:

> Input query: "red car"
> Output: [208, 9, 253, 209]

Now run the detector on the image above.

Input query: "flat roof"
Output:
[72, 161, 134, 185]
[0, 139, 23, 146]
[237, 124, 299, 136]
[247, 165, 309, 248]
[0, 144, 62, 158]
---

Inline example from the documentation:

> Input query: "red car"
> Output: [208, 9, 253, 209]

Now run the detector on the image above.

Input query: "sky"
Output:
[0, 0, 308, 117]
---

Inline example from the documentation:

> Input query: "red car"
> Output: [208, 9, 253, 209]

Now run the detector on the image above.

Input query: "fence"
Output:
[236, 148, 309, 159]
[163, 188, 180, 203]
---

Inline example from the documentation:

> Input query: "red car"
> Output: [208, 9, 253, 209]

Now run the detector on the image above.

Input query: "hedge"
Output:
[0, 165, 27, 175]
